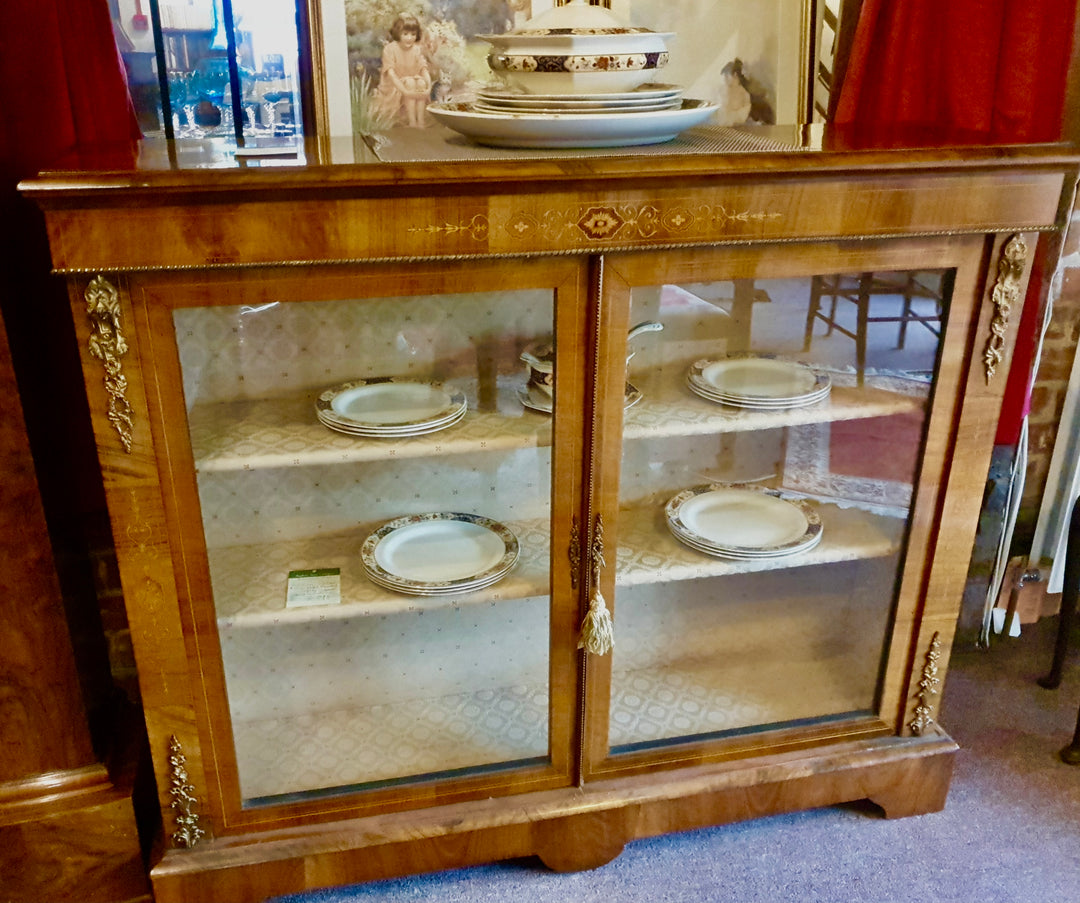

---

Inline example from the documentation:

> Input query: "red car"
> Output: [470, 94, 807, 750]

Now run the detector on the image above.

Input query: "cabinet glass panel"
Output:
[610, 272, 948, 751]
[174, 288, 554, 804]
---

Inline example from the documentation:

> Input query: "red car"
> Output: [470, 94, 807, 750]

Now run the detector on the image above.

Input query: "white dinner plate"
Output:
[476, 84, 682, 104]
[668, 523, 823, 560]
[361, 513, 518, 594]
[317, 404, 466, 437]
[685, 376, 830, 410]
[687, 357, 829, 402]
[665, 484, 822, 556]
[426, 99, 718, 148]
[364, 569, 510, 596]
[473, 97, 681, 115]
[316, 378, 466, 434]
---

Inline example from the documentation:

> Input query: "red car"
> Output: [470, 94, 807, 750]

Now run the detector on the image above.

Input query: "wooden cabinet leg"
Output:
[866, 748, 955, 818]
[533, 809, 627, 872]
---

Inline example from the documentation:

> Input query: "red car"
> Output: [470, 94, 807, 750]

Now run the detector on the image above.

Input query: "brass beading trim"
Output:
[49, 225, 1056, 276]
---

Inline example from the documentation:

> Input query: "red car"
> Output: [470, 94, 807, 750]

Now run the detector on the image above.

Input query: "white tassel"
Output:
[578, 588, 614, 655]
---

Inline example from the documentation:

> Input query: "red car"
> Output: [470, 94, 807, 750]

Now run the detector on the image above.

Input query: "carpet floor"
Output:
[273, 617, 1080, 903]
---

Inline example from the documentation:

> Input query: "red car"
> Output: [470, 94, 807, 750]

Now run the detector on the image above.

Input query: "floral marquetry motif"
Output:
[502, 202, 782, 247]
[578, 206, 628, 240]
[407, 214, 490, 241]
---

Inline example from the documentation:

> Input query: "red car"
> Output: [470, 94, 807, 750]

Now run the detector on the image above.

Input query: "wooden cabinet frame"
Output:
[23, 142, 1076, 901]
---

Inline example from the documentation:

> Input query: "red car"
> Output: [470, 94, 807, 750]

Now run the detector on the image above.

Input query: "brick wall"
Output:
[1020, 202, 1080, 543]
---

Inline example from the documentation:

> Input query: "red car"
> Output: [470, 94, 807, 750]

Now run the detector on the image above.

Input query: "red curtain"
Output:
[0, 0, 140, 528]
[0, 0, 140, 181]
[834, 0, 1076, 445]
[834, 0, 1075, 143]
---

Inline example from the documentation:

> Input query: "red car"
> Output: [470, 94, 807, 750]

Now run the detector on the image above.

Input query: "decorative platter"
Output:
[426, 99, 717, 148]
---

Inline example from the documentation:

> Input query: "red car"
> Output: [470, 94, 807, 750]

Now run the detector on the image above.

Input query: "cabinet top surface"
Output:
[19, 125, 1080, 204]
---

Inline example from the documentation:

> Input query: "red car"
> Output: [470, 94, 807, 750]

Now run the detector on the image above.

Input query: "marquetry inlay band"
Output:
[167, 735, 205, 848]
[84, 275, 135, 452]
[983, 233, 1028, 383]
[504, 202, 783, 246]
[569, 515, 581, 590]
[909, 632, 942, 736]
[407, 214, 490, 240]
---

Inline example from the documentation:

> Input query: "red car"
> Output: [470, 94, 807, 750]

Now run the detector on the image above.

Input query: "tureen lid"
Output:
[506, 0, 655, 36]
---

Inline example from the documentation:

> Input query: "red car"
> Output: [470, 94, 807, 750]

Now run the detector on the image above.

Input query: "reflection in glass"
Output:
[113, 0, 304, 140]
[610, 272, 948, 751]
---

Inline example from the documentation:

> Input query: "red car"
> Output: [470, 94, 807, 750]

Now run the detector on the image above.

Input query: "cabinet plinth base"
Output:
[151, 729, 957, 903]
[0, 764, 152, 903]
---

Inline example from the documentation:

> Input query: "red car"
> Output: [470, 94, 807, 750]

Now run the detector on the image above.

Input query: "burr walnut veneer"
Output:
[23, 132, 1079, 902]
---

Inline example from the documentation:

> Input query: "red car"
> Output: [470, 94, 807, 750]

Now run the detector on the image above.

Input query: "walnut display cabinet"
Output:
[23, 132, 1078, 902]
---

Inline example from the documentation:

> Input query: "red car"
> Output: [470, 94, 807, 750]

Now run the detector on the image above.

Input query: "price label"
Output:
[286, 568, 341, 608]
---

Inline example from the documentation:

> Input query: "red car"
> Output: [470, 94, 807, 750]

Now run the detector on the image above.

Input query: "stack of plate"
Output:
[316, 378, 466, 437]
[472, 83, 684, 116]
[361, 512, 519, 596]
[686, 356, 831, 410]
[665, 484, 823, 560]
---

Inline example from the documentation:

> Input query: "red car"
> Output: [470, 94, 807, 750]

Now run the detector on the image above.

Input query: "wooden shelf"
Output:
[211, 496, 901, 629]
[189, 381, 552, 473]
[211, 516, 553, 627]
[614, 498, 903, 586]
[622, 369, 925, 442]
[189, 373, 925, 473]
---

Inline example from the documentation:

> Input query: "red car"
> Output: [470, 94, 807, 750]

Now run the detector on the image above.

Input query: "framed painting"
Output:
[305, 0, 814, 138]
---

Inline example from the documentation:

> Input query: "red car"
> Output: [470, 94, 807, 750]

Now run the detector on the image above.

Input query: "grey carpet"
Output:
[273, 617, 1080, 902]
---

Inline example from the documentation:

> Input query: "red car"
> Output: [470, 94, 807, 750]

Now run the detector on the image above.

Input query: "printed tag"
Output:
[286, 568, 341, 608]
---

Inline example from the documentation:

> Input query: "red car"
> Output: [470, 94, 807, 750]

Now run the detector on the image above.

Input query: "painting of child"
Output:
[372, 14, 433, 127]
[344, 1, 528, 134]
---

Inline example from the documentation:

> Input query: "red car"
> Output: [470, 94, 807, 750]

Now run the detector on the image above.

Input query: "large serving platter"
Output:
[316, 378, 467, 437]
[360, 513, 519, 596]
[665, 484, 823, 559]
[426, 99, 717, 149]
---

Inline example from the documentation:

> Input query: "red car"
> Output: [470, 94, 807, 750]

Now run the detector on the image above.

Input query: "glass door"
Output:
[584, 239, 982, 775]
[141, 258, 587, 822]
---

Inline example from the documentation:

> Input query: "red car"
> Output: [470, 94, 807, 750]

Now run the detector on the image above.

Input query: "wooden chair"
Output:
[802, 271, 951, 383]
